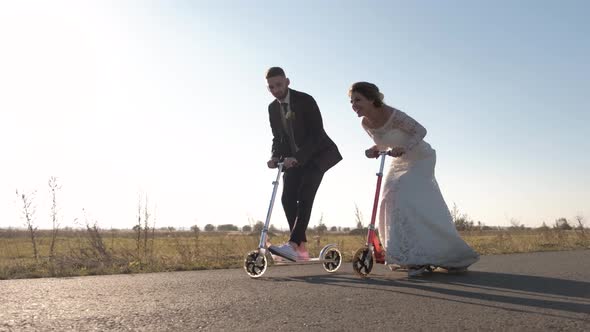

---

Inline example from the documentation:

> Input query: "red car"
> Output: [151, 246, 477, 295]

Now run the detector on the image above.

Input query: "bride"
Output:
[349, 82, 479, 277]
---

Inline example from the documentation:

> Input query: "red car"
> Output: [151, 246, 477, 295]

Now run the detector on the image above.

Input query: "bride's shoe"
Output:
[444, 266, 468, 274]
[388, 264, 406, 271]
[407, 265, 429, 277]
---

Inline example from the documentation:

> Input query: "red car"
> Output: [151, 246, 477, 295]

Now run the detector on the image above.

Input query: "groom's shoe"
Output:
[268, 243, 298, 262]
[271, 254, 286, 263]
[297, 248, 310, 261]
[296, 243, 309, 261]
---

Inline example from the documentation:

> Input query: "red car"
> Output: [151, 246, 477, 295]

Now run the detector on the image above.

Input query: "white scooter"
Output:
[243, 162, 342, 278]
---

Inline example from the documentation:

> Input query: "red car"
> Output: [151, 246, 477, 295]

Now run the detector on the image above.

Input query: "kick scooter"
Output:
[243, 161, 342, 278]
[351, 151, 390, 277]
[352, 151, 437, 277]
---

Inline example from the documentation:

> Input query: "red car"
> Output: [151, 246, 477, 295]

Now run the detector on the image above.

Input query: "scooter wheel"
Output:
[321, 247, 342, 273]
[352, 247, 373, 278]
[244, 250, 267, 278]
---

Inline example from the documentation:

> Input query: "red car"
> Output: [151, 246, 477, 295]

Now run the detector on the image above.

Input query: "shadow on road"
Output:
[263, 271, 590, 320]
[429, 271, 590, 299]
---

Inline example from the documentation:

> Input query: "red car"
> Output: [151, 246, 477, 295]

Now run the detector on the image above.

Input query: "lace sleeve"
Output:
[391, 108, 427, 151]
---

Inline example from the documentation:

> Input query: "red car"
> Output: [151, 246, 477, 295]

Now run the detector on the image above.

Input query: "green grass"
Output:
[0, 228, 588, 280]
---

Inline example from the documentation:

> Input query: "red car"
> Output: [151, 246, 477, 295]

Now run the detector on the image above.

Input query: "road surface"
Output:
[1, 250, 589, 331]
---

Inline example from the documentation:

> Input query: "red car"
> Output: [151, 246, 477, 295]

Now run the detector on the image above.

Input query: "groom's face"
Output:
[267, 76, 290, 100]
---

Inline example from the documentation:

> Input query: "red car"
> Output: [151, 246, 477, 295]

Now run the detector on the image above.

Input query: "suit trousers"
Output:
[281, 162, 324, 245]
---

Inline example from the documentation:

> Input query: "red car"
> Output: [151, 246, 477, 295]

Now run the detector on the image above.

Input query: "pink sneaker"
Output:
[298, 249, 310, 261]
[272, 254, 286, 263]
[268, 243, 298, 261]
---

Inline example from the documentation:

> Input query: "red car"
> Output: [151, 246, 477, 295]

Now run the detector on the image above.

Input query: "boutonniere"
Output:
[286, 110, 295, 120]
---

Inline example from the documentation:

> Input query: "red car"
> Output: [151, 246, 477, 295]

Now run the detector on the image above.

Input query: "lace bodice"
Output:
[362, 106, 427, 152]
[361, 106, 432, 159]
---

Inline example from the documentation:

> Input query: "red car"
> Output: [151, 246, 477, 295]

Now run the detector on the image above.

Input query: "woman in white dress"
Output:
[349, 82, 479, 277]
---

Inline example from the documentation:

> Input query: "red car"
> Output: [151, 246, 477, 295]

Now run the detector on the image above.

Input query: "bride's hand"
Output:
[365, 146, 379, 159]
[389, 147, 405, 157]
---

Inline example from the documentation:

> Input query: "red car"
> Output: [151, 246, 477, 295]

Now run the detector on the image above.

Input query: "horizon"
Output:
[1, 1, 588, 230]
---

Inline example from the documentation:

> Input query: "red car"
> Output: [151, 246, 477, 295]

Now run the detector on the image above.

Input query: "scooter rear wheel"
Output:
[244, 250, 267, 278]
[352, 247, 373, 278]
[321, 247, 342, 273]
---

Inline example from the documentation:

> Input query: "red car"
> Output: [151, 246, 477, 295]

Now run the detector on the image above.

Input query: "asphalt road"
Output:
[1, 250, 589, 331]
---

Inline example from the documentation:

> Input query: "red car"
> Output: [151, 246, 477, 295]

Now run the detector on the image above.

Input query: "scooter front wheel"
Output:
[244, 250, 267, 278]
[321, 247, 342, 273]
[352, 247, 373, 278]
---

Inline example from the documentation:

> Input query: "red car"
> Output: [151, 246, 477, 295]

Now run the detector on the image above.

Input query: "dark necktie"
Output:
[280, 102, 298, 154]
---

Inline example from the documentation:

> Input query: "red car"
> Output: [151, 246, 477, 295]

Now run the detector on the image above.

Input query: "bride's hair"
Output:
[348, 82, 385, 107]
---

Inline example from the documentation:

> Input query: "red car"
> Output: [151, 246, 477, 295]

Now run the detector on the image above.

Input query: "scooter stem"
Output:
[368, 152, 388, 228]
[258, 163, 284, 249]
[367, 152, 388, 263]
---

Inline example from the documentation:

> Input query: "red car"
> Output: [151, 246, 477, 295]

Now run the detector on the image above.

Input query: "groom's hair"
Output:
[266, 67, 286, 79]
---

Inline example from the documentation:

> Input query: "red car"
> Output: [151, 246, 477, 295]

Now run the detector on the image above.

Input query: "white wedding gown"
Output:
[363, 107, 479, 268]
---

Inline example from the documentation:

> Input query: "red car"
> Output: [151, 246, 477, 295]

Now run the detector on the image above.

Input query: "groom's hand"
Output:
[267, 158, 279, 169]
[283, 157, 298, 168]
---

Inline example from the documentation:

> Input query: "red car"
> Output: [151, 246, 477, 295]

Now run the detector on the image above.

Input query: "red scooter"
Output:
[352, 151, 390, 277]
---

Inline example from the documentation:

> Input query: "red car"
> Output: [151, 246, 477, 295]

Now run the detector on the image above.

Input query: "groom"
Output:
[265, 66, 342, 261]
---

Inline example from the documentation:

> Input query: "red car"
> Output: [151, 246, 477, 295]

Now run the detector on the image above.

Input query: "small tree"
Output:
[450, 203, 460, 224]
[315, 223, 327, 234]
[17, 189, 38, 260]
[253, 221, 264, 233]
[509, 218, 522, 230]
[451, 203, 474, 231]
[190, 225, 200, 235]
[143, 196, 150, 258]
[354, 204, 364, 229]
[454, 216, 474, 231]
[575, 215, 585, 234]
[315, 213, 327, 235]
[554, 217, 572, 230]
[217, 224, 239, 232]
[242, 225, 252, 232]
[85, 220, 110, 261]
[329, 226, 338, 232]
[135, 196, 142, 258]
[204, 224, 215, 232]
[48, 177, 61, 258]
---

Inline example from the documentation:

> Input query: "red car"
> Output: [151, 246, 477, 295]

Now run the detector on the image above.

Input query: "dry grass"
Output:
[0, 228, 588, 280]
[464, 229, 590, 255]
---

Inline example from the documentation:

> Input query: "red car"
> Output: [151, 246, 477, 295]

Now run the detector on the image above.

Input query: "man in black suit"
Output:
[265, 67, 342, 261]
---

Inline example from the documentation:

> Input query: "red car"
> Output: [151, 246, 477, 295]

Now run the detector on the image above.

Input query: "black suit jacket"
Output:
[268, 89, 342, 173]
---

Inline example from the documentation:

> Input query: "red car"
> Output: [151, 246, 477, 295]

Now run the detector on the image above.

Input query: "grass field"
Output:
[1, 228, 588, 280]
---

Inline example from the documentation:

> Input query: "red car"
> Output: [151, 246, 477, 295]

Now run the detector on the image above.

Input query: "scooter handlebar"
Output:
[366, 150, 393, 158]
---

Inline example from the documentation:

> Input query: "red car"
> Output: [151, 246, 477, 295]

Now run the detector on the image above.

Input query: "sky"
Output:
[0, 0, 588, 230]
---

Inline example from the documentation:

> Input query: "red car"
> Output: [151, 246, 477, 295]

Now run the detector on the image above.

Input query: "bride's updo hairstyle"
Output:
[348, 82, 385, 107]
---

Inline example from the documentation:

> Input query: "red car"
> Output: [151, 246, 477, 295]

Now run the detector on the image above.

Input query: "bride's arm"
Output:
[392, 109, 427, 151]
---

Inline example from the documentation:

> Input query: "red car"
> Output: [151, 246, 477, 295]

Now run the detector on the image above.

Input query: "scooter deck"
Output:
[267, 246, 298, 262]
[267, 247, 338, 265]
[272, 257, 339, 265]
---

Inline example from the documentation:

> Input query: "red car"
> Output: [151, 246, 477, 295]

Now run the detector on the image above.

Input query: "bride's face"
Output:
[350, 92, 374, 117]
